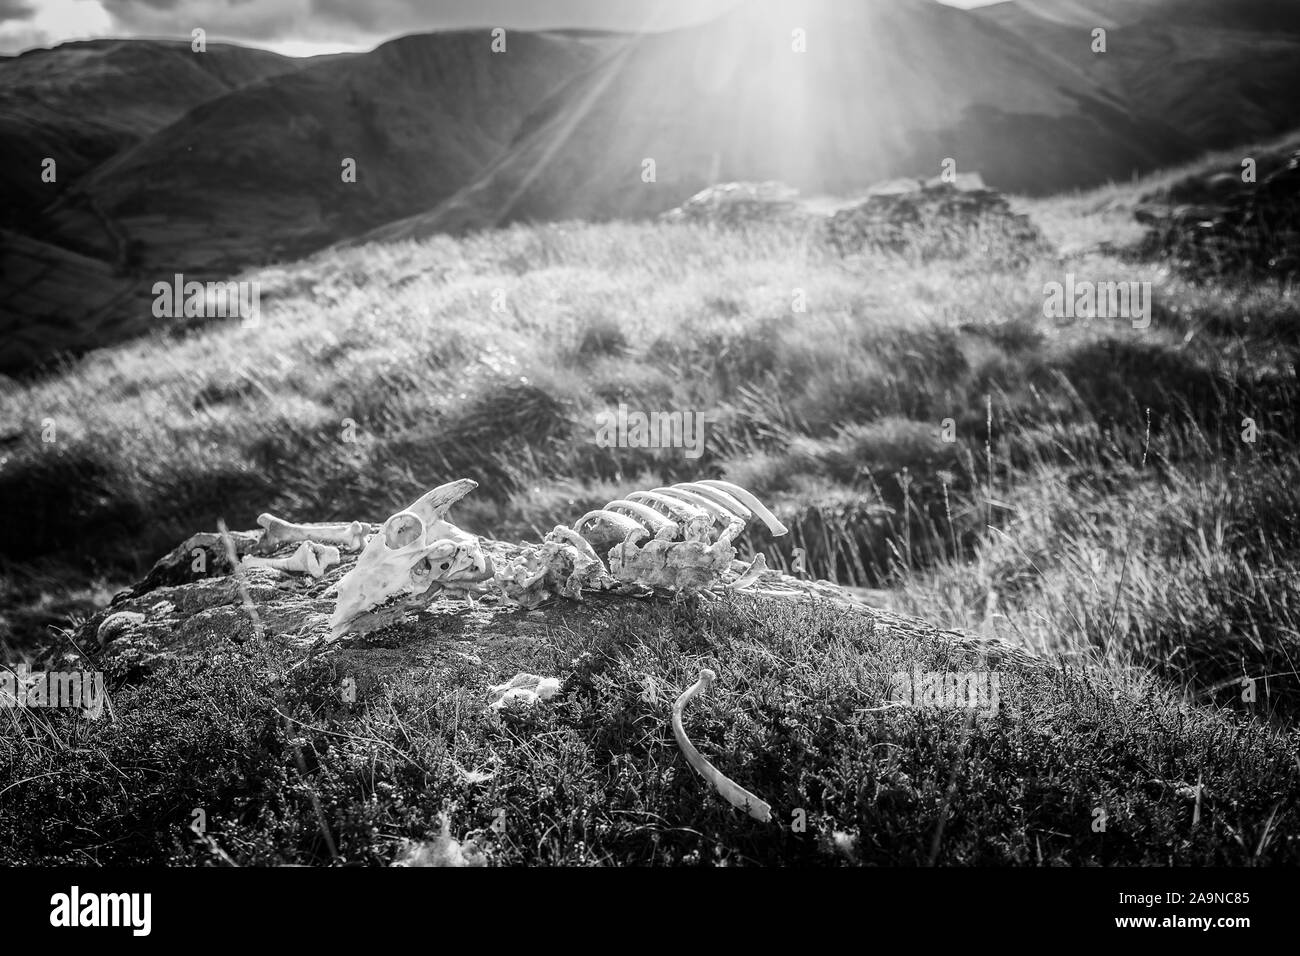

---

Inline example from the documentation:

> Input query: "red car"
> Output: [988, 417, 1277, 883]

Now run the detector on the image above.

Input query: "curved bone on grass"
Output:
[696, 480, 787, 536]
[650, 487, 735, 524]
[257, 514, 371, 552]
[574, 509, 652, 539]
[629, 490, 710, 525]
[672, 482, 753, 521]
[242, 541, 341, 578]
[672, 669, 772, 823]
[603, 499, 678, 535]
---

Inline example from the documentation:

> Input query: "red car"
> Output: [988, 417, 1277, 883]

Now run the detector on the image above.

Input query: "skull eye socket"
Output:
[383, 512, 424, 549]
[440, 561, 450, 571]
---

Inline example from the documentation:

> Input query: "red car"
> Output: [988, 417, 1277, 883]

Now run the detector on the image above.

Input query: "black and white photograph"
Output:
[1, 0, 1297, 936]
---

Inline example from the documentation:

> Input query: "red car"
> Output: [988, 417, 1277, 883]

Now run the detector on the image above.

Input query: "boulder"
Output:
[822, 181, 1048, 264]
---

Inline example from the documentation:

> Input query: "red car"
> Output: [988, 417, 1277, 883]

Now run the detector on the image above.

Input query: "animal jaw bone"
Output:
[328, 478, 494, 638]
[257, 514, 372, 553]
[241, 541, 341, 578]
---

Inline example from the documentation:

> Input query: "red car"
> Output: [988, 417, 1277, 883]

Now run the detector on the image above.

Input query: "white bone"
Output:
[627, 490, 709, 524]
[257, 514, 371, 552]
[696, 480, 787, 535]
[574, 509, 651, 538]
[486, 672, 561, 709]
[673, 669, 771, 822]
[242, 541, 341, 578]
[672, 482, 753, 521]
[650, 487, 735, 523]
[603, 499, 677, 534]
[328, 479, 490, 638]
[727, 553, 768, 590]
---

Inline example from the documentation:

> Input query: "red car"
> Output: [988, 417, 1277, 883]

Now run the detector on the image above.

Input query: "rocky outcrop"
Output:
[69, 524, 1050, 694]
[1135, 148, 1300, 278]
[659, 181, 808, 228]
[659, 177, 1050, 266]
[822, 181, 1048, 264]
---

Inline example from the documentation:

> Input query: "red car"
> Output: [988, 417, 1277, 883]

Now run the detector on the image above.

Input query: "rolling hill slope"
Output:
[366, 0, 1194, 240]
[0, 39, 306, 232]
[981, 0, 1300, 147]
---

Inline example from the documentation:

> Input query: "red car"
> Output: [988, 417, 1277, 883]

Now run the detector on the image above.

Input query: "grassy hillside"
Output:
[3, 595, 1296, 865]
[4, 134, 1298, 714]
[2, 135, 1299, 863]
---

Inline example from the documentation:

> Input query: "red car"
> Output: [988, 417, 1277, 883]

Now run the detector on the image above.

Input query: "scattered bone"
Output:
[241, 541, 341, 579]
[487, 672, 562, 709]
[672, 668, 771, 822]
[257, 514, 372, 553]
[391, 816, 486, 867]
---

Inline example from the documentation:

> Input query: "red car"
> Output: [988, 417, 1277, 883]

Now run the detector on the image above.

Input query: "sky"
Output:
[0, 0, 1005, 57]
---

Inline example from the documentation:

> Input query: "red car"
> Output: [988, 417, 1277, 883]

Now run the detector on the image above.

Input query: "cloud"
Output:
[0, 0, 36, 24]
[4, 0, 1002, 56]
[0, 0, 112, 53]
[96, 0, 739, 47]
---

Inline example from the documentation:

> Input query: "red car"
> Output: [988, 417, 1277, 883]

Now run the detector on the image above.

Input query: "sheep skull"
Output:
[328, 479, 493, 637]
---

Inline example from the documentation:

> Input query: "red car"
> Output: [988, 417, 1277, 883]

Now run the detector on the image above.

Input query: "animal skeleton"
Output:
[255, 477, 789, 627]
[252, 476, 785, 820]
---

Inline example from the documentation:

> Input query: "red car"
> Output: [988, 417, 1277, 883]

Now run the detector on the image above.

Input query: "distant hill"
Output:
[1, 30, 598, 373]
[58, 30, 601, 274]
[366, 0, 1194, 240]
[0, 39, 307, 233]
[984, 0, 1300, 32]
[980, 0, 1300, 146]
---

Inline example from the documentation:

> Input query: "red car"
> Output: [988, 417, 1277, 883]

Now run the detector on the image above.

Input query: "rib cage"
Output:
[574, 479, 787, 552]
